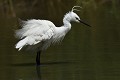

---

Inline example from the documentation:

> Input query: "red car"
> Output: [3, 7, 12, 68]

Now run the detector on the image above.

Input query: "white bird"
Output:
[15, 6, 91, 65]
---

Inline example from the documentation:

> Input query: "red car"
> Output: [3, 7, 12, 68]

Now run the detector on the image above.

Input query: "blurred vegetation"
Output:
[0, 0, 119, 28]
[0, 0, 120, 22]
[0, 0, 76, 23]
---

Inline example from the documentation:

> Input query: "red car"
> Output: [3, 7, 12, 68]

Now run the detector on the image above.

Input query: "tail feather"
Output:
[15, 37, 28, 51]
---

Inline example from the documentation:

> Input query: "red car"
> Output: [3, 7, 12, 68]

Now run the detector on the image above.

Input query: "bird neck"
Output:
[63, 12, 72, 28]
[63, 18, 71, 28]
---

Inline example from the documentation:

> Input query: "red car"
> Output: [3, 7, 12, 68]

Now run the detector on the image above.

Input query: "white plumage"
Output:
[15, 6, 91, 52]
[15, 6, 91, 65]
[15, 19, 69, 51]
[15, 20, 55, 50]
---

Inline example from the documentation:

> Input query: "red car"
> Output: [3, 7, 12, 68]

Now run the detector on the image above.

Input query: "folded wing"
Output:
[15, 19, 56, 51]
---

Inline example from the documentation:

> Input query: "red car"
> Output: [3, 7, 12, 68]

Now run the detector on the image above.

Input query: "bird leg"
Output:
[36, 51, 41, 65]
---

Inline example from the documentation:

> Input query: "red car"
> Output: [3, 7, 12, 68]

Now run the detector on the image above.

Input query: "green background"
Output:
[0, 0, 120, 80]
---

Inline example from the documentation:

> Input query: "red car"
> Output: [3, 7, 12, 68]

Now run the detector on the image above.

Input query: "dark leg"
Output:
[36, 51, 41, 66]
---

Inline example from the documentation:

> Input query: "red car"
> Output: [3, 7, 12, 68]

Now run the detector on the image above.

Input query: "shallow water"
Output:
[0, 0, 120, 80]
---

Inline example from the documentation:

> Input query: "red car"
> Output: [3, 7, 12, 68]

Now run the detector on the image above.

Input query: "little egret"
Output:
[15, 6, 91, 65]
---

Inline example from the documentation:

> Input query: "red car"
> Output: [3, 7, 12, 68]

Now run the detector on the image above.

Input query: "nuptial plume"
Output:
[71, 6, 82, 12]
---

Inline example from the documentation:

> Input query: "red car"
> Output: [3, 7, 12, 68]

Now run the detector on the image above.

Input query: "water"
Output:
[0, 0, 120, 80]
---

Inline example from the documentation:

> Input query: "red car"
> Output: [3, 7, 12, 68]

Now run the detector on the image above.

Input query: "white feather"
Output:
[15, 19, 60, 51]
[15, 11, 81, 51]
[15, 37, 28, 51]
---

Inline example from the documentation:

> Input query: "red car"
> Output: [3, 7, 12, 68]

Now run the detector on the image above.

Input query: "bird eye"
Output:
[75, 17, 79, 20]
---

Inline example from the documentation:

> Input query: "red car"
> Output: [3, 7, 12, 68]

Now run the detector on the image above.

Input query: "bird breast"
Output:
[51, 26, 71, 44]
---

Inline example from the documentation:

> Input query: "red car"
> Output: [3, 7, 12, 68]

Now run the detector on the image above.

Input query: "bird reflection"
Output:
[36, 65, 41, 80]
[10, 61, 76, 80]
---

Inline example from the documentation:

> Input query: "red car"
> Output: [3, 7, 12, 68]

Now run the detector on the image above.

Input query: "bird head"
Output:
[69, 11, 80, 23]
[64, 6, 91, 27]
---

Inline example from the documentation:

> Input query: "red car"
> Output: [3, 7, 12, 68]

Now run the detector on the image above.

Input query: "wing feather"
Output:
[15, 19, 56, 49]
[15, 19, 55, 39]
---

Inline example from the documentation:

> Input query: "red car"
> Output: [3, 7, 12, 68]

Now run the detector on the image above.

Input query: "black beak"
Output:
[79, 20, 91, 27]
